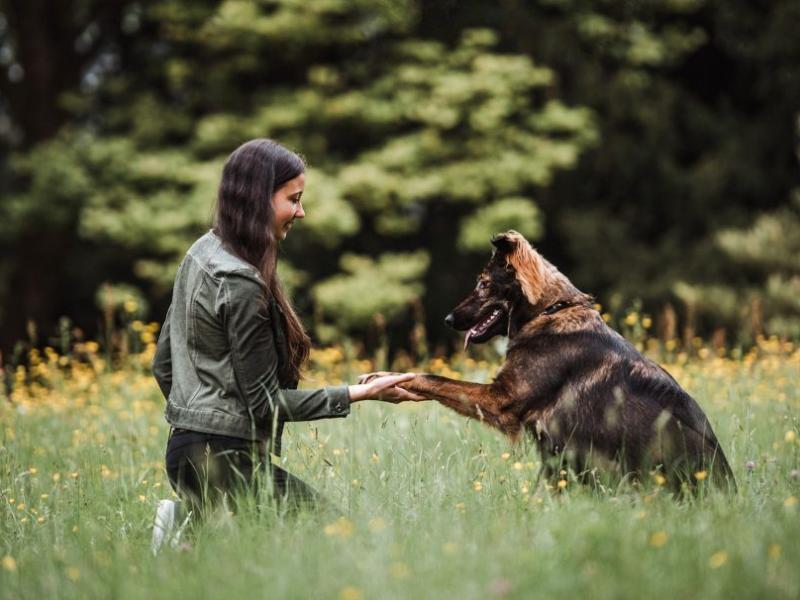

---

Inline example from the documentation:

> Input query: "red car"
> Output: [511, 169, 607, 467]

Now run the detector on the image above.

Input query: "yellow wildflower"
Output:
[694, 470, 707, 481]
[390, 562, 410, 579]
[649, 531, 668, 547]
[339, 586, 362, 600]
[324, 517, 355, 538]
[784, 496, 798, 507]
[442, 542, 458, 555]
[557, 479, 567, 489]
[367, 517, 386, 533]
[768, 544, 781, 560]
[2, 555, 16, 572]
[66, 567, 81, 582]
[708, 551, 728, 569]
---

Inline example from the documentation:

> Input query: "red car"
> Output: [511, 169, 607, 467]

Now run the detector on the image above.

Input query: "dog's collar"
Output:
[539, 301, 575, 317]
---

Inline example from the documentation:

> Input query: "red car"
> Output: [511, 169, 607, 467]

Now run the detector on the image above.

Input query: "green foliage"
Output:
[1, 0, 799, 348]
[0, 3, 597, 345]
[296, 168, 361, 248]
[676, 192, 800, 340]
[313, 251, 429, 333]
[94, 282, 149, 319]
[458, 198, 543, 252]
[0, 135, 93, 238]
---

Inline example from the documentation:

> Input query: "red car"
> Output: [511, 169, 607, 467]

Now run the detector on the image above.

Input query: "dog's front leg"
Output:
[402, 374, 516, 433]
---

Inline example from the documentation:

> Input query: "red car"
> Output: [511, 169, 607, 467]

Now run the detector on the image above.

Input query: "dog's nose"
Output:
[444, 313, 455, 327]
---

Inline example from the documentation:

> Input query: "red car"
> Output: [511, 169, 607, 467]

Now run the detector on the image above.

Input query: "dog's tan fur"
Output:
[368, 231, 736, 490]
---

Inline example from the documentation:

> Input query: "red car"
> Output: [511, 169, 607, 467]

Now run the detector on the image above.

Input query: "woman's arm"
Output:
[152, 304, 173, 400]
[221, 274, 417, 423]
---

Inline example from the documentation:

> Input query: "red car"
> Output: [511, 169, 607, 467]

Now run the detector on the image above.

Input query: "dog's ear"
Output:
[493, 231, 552, 304]
[491, 232, 518, 256]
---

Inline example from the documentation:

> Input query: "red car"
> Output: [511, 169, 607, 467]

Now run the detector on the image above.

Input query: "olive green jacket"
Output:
[152, 230, 350, 442]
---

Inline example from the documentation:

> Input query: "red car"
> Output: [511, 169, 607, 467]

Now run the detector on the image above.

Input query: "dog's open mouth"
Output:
[464, 307, 503, 350]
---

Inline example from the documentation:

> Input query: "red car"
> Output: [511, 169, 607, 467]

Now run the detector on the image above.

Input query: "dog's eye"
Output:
[477, 281, 489, 290]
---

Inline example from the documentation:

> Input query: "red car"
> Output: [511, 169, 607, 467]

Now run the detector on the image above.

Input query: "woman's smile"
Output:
[272, 172, 306, 240]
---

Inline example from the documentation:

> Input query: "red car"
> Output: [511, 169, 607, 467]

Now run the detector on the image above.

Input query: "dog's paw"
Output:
[357, 371, 403, 385]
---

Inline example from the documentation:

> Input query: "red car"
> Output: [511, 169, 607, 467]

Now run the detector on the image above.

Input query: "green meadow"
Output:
[1, 337, 798, 600]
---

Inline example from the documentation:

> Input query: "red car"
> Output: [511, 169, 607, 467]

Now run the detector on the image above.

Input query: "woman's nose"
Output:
[295, 202, 305, 218]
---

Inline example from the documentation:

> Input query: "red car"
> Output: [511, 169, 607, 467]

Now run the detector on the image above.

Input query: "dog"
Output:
[364, 231, 736, 491]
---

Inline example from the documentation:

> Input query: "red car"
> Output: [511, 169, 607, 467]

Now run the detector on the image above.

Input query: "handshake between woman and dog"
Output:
[360, 231, 736, 492]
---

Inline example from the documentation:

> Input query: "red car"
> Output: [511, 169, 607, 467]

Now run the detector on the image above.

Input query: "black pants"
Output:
[165, 428, 319, 513]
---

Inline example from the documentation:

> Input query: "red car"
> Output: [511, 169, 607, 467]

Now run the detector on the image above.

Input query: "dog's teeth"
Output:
[464, 310, 503, 353]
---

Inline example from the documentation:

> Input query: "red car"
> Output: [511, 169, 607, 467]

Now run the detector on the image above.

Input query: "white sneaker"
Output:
[151, 499, 190, 555]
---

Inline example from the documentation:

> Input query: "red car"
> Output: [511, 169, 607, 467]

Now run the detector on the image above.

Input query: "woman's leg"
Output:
[165, 429, 332, 514]
[270, 465, 322, 509]
[165, 430, 264, 513]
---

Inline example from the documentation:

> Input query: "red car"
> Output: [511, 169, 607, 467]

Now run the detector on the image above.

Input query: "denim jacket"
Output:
[152, 230, 350, 442]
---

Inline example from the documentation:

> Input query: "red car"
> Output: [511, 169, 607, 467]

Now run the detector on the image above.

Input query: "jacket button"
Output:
[334, 403, 342, 411]
[219, 390, 228, 398]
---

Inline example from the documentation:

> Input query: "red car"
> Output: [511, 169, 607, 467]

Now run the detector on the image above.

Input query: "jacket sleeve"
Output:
[152, 304, 173, 400]
[221, 274, 351, 423]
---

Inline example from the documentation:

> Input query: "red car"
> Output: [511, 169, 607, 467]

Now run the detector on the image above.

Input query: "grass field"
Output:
[1, 333, 799, 600]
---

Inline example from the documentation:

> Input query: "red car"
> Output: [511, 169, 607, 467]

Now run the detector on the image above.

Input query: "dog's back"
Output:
[501, 308, 735, 488]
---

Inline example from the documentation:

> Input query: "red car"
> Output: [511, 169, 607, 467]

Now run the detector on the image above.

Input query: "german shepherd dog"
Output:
[367, 231, 735, 490]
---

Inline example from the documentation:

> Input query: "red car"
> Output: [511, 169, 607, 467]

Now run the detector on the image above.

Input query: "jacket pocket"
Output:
[184, 383, 202, 409]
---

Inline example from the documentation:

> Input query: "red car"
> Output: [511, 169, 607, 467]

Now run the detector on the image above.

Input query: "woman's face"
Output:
[271, 172, 306, 240]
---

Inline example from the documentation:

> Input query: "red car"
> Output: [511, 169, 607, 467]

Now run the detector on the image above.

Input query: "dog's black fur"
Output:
[394, 231, 736, 490]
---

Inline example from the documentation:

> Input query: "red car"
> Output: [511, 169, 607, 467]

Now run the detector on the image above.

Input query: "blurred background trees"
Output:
[0, 0, 798, 357]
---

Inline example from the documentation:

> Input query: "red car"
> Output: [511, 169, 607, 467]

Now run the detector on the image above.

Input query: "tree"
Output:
[0, 0, 595, 353]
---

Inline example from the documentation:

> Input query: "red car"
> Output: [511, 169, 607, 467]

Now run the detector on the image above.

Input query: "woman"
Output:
[151, 139, 417, 548]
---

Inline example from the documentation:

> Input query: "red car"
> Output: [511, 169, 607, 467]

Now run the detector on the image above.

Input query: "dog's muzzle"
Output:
[444, 313, 455, 328]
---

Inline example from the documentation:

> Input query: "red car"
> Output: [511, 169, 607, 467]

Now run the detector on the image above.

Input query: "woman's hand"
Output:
[356, 371, 403, 384]
[348, 373, 425, 403]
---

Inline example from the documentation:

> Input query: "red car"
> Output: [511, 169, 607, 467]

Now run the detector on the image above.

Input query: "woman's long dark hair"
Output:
[213, 139, 310, 383]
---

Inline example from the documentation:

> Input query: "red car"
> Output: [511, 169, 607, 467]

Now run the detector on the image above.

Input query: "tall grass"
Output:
[1, 334, 798, 599]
